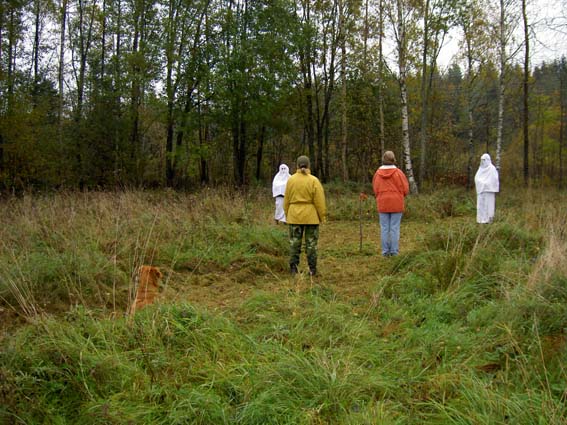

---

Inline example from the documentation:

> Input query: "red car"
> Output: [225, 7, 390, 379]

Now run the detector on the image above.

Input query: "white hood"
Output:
[272, 164, 290, 197]
[474, 154, 499, 194]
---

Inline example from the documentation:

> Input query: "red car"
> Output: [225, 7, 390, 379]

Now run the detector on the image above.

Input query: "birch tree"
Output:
[521, 0, 529, 185]
[387, 0, 419, 194]
[495, 0, 512, 170]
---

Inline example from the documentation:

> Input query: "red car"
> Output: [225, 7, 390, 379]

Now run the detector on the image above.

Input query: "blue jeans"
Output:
[379, 212, 403, 256]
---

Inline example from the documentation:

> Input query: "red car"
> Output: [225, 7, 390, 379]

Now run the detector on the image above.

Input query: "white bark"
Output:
[496, 0, 506, 171]
[396, 0, 418, 194]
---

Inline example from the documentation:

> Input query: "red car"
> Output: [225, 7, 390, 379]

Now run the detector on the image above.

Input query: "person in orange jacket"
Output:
[372, 151, 409, 256]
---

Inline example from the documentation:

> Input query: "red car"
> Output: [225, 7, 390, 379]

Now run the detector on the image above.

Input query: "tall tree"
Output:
[388, 0, 419, 194]
[560, 57, 566, 188]
[418, 0, 452, 185]
[57, 0, 68, 146]
[125, 0, 160, 183]
[456, 0, 488, 189]
[315, 0, 340, 181]
[493, 0, 520, 172]
[377, 0, 385, 158]
[339, 0, 348, 181]
[3, 0, 24, 109]
[297, 0, 342, 181]
[31, 0, 41, 88]
[70, 0, 96, 122]
[495, 0, 505, 170]
[163, 0, 209, 187]
[69, 0, 97, 187]
[297, 0, 316, 168]
[221, 0, 298, 185]
[522, 0, 529, 185]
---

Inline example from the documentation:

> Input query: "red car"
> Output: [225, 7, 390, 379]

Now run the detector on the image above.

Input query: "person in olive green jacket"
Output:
[284, 155, 326, 276]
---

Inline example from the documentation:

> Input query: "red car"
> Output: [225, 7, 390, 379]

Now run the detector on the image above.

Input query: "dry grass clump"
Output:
[0, 188, 277, 322]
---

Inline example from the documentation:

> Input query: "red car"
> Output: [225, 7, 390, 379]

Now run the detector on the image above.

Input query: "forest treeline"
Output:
[0, 0, 566, 191]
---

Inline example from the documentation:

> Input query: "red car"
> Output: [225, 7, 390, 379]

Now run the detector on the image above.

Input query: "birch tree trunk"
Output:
[400, 68, 418, 194]
[396, 0, 418, 194]
[495, 0, 506, 171]
[522, 0, 529, 186]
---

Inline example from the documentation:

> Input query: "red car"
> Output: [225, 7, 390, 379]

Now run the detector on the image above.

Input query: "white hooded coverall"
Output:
[272, 164, 291, 223]
[474, 153, 499, 224]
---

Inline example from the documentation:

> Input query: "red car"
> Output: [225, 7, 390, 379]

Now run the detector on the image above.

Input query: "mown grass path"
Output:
[172, 218, 437, 314]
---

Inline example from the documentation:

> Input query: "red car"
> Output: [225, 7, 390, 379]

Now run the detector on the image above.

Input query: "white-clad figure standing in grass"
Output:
[272, 164, 291, 224]
[474, 153, 499, 224]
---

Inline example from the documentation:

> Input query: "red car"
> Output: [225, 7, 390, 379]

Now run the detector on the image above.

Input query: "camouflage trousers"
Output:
[288, 224, 319, 272]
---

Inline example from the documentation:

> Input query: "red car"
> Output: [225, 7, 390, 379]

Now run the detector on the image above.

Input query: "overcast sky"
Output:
[437, 0, 567, 69]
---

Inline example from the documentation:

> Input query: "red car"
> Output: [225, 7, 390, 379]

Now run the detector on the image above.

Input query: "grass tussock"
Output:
[0, 189, 282, 318]
[1, 186, 567, 424]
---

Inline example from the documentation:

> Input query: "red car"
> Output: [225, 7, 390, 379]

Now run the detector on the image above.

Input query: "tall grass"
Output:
[0, 189, 281, 318]
[1, 186, 566, 424]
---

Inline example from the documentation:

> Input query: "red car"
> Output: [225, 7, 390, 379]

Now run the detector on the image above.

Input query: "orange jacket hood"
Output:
[376, 168, 398, 178]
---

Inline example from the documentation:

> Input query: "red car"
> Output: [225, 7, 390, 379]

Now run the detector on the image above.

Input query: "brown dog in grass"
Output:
[129, 265, 163, 315]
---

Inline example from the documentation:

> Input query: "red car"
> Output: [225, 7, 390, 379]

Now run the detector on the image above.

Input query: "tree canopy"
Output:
[0, 0, 565, 191]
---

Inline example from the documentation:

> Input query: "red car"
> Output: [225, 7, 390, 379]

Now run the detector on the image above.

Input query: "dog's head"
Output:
[139, 265, 163, 288]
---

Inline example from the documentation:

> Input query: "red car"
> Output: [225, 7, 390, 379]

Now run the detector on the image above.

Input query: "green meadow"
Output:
[1, 186, 566, 424]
